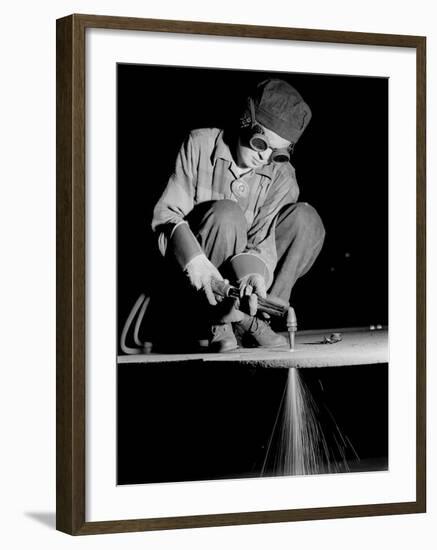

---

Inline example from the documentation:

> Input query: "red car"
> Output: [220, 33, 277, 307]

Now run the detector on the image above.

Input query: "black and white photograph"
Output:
[116, 64, 389, 485]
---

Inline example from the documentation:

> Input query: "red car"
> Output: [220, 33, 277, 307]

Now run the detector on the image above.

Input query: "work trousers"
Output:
[186, 199, 325, 304]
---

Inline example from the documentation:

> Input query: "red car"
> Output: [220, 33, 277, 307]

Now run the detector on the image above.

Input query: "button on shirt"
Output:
[152, 128, 299, 283]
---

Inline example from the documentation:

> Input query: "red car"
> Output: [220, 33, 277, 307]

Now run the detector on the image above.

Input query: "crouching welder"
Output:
[151, 78, 325, 352]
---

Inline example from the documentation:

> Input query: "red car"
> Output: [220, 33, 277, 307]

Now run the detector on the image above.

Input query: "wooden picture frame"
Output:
[56, 13, 426, 535]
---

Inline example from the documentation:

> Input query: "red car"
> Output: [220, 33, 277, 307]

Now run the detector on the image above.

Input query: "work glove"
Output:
[184, 254, 223, 306]
[238, 273, 267, 316]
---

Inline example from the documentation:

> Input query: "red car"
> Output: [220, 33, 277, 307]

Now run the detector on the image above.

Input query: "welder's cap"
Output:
[250, 79, 312, 144]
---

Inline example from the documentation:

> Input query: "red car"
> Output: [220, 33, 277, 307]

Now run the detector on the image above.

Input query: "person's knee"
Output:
[298, 202, 324, 235]
[281, 202, 326, 241]
[209, 199, 246, 229]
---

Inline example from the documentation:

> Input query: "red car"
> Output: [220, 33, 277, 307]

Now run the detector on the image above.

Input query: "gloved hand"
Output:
[238, 273, 267, 316]
[184, 254, 223, 306]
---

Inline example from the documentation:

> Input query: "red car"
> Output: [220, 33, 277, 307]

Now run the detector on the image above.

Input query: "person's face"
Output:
[235, 125, 292, 170]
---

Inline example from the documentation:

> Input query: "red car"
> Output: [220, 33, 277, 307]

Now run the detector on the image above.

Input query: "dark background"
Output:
[118, 363, 388, 484]
[117, 64, 388, 485]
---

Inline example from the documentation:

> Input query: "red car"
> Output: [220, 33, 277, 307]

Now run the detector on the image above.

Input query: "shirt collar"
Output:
[211, 129, 274, 179]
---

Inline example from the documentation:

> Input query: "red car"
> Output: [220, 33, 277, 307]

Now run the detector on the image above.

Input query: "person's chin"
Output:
[240, 155, 264, 169]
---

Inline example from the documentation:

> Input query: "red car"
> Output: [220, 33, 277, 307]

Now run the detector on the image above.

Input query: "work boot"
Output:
[209, 323, 239, 353]
[235, 313, 287, 348]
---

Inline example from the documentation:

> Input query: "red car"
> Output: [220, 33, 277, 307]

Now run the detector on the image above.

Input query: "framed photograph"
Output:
[56, 14, 426, 535]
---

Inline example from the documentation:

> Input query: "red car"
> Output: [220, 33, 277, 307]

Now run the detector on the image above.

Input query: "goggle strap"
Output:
[249, 97, 257, 128]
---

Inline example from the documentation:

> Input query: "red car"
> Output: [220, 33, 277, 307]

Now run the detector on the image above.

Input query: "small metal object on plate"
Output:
[322, 332, 343, 344]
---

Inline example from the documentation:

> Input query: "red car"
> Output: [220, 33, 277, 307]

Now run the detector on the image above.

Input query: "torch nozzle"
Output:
[286, 306, 297, 351]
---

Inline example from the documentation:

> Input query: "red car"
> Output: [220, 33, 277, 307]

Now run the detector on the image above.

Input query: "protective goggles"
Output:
[241, 98, 295, 164]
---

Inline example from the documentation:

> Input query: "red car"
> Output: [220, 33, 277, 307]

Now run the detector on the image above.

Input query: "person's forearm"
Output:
[169, 221, 203, 268]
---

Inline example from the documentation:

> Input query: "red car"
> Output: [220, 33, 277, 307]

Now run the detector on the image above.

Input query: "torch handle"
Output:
[212, 280, 289, 319]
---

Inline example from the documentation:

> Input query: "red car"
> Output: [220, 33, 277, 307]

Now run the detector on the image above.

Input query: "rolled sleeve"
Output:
[151, 132, 199, 232]
[151, 132, 201, 258]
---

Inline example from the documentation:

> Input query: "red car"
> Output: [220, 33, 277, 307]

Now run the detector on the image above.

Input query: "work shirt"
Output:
[152, 128, 299, 283]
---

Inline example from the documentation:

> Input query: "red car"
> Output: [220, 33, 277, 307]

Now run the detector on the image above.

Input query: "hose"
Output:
[120, 294, 151, 355]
